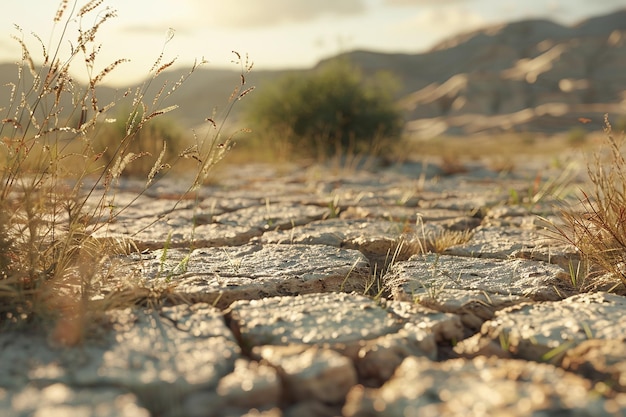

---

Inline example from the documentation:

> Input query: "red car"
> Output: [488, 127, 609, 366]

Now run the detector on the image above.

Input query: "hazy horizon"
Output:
[0, 0, 623, 86]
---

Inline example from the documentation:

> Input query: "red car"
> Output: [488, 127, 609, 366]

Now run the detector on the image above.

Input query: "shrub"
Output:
[567, 126, 588, 147]
[244, 59, 403, 158]
[614, 115, 626, 134]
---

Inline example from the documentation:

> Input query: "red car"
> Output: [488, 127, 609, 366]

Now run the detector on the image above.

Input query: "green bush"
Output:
[244, 60, 403, 157]
[614, 115, 626, 134]
[567, 126, 588, 147]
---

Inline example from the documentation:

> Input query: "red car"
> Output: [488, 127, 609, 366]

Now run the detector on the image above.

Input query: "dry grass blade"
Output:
[402, 229, 474, 257]
[147, 141, 170, 185]
[54, 0, 70, 22]
[79, 0, 105, 17]
[548, 116, 626, 288]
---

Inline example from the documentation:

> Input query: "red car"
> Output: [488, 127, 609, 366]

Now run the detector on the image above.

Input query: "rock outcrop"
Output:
[394, 10, 626, 136]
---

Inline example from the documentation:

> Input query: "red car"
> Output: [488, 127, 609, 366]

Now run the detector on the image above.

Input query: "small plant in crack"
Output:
[327, 194, 341, 219]
[580, 320, 594, 340]
[362, 262, 386, 300]
[154, 233, 189, 282]
[413, 253, 448, 302]
[541, 321, 593, 364]
[157, 232, 173, 278]
[400, 216, 474, 257]
[395, 179, 424, 206]
[541, 339, 576, 364]
[567, 259, 590, 291]
[287, 218, 297, 243]
[263, 197, 277, 229]
[222, 248, 243, 274]
[428, 229, 474, 254]
[498, 330, 513, 352]
[412, 280, 447, 304]
[369, 238, 408, 297]
[340, 258, 363, 293]
[508, 164, 577, 211]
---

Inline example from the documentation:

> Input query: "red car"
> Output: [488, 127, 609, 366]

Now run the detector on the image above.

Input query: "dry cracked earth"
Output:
[3, 155, 626, 417]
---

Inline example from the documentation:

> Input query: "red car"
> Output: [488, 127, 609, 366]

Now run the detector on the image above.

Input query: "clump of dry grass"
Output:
[0, 0, 251, 340]
[361, 223, 473, 298]
[548, 116, 626, 290]
[400, 228, 474, 258]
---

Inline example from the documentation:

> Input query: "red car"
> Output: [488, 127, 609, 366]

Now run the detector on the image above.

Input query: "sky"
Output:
[0, 0, 624, 86]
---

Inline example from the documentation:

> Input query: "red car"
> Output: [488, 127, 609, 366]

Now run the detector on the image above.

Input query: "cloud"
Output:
[395, 6, 486, 36]
[122, 25, 174, 36]
[384, 0, 471, 6]
[193, 0, 367, 28]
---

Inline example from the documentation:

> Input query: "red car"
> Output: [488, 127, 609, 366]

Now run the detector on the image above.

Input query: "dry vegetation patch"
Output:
[0, 0, 250, 336]
[547, 117, 626, 292]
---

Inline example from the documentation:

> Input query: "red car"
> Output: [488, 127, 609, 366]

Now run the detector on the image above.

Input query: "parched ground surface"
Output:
[3, 154, 626, 417]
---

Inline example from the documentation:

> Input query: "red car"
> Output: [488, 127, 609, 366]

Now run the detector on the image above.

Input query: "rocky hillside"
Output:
[1, 9, 625, 136]
[331, 9, 626, 136]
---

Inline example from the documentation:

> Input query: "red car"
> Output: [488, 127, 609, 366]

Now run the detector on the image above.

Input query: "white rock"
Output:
[445, 225, 549, 259]
[386, 253, 572, 302]
[213, 203, 329, 231]
[183, 359, 281, 417]
[1, 383, 149, 417]
[130, 244, 370, 308]
[255, 345, 357, 404]
[343, 356, 613, 416]
[479, 292, 626, 363]
[227, 293, 403, 346]
[0, 304, 240, 416]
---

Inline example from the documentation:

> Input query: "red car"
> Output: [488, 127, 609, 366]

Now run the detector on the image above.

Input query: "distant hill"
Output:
[328, 9, 626, 136]
[390, 9, 626, 135]
[2, 9, 626, 136]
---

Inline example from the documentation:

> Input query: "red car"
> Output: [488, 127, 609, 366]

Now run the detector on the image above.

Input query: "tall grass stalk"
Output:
[0, 0, 251, 338]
